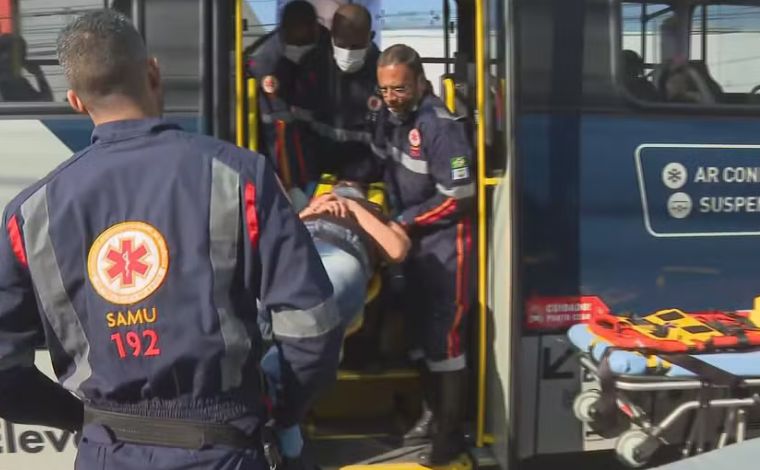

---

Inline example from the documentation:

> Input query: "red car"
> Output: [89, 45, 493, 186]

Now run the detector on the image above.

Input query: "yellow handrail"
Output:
[475, 0, 488, 449]
[443, 77, 456, 114]
[247, 78, 259, 151]
[235, 0, 244, 147]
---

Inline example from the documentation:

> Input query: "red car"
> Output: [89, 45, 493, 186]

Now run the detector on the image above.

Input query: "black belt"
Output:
[83, 407, 258, 450]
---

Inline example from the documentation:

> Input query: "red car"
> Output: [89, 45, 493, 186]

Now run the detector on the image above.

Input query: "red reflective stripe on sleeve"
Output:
[244, 182, 260, 249]
[7, 215, 28, 267]
[292, 127, 308, 186]
[275, 120, 292, 189]
[413, 198, 457, 226]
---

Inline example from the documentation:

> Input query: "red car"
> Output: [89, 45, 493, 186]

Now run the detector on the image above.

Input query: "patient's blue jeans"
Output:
[260, 240, 369, 457]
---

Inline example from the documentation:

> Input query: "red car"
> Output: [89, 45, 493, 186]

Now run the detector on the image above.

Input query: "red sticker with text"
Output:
[524, 295, 609, 330]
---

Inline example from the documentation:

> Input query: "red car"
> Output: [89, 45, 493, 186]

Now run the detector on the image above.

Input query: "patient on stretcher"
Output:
[258, 181, 410, 461]
[298, 181, 410, 329]
[259, 180, 409, 339]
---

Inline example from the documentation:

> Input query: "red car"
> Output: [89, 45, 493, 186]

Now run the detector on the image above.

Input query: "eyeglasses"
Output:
[378, 86, 411, 97]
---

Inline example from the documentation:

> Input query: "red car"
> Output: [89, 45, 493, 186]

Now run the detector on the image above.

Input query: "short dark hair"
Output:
[281, 1, 317, 30]
[56, 9, 147, 100]
[378, 44, 425, 79]
[333, 4, 372, 36]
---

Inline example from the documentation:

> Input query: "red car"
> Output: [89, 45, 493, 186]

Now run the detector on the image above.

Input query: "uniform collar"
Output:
[91, 118, 181, 144]
[387, 93, 434, 125]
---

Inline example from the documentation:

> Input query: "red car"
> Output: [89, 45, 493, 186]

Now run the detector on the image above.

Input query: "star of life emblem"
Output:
[88, 221, 169, 305]
[409, 128, 422, 147]
[367, 95, 383, 112]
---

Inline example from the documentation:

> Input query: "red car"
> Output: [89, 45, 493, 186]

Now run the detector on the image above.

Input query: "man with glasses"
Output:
[374, 44, 475, 467]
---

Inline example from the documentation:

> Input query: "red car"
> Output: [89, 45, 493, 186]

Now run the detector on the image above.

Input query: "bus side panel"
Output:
[579, 115, 760, 313]
[517, 111, 760, 456]
[0, 117, 92, 209]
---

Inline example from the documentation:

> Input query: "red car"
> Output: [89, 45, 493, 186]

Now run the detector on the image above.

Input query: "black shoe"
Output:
[403, 360, 437, 446]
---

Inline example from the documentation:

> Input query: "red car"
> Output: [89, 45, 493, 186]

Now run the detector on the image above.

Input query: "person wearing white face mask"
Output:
[246, 1, 331, 191]
[307, 4, 382, 184]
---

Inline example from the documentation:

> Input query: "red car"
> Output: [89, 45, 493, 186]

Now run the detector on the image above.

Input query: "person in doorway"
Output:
[259, 181, 411, 462]
[309, 4, 382, 182]
[373, 43, 476, 466]
[246, 0, 331, 191]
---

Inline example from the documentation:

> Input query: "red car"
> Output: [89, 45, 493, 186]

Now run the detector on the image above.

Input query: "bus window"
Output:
[0, 1, 198, 111]
[378, 0, 457, 96]
[0, 0, 64, 103]
[691, 4, 760, 100]
[618, 1, 760, 107]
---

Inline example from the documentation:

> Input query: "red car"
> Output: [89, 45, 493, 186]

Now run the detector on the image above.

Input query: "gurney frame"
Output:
[574, 353, 760, 468]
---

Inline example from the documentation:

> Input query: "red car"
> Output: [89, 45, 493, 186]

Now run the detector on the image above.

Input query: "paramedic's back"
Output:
[0, 10, 342, 470]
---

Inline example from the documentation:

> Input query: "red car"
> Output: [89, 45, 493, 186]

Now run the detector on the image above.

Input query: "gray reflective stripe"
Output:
[427, 354, 466, 372]
[290, 106, 372, 144]
[21, 187, 92, 396]
[263, 103, 373, 143]
[433, 106, 464, 121]
[371, 143, 386, 160]
[311, 121, 372, 144]
[436, 182, 475, 200]
[260, 110, 295, 124]
[0, 350, 34, 371]
[210, 159, 252, 391]
[272, 298, 340, 339]
[389, 145, 429, 175]
[408, 349, 425, 362]
[291, 106, 315, 121]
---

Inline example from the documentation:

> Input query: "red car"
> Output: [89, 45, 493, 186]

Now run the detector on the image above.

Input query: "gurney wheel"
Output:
[572, 390, 601, 423]
[615, 429, 654, 468]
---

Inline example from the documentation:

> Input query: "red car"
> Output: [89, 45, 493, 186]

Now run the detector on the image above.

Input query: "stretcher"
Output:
[312, 174, 387, 340]
[567, 304, 760, 468]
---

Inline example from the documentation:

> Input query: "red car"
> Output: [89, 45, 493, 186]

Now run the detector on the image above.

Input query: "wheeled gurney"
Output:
[568, 322, 760, 467]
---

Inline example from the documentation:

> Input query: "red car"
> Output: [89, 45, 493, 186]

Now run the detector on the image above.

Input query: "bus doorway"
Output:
[232, 1, 506, 469]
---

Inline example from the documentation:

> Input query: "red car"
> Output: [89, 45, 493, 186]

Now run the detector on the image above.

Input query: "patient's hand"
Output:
[317, 199, 351, 218]
[300, 193, 351, 218]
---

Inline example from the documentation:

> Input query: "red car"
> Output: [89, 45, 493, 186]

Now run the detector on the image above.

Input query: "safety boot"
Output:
[418, 369, 467, 467]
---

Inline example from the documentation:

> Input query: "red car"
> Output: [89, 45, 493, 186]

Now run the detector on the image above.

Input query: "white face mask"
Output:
[283, 43, 316, 64]
[333, 43, 368, 73]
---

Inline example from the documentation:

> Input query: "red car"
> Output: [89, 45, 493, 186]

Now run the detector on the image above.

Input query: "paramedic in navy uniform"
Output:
[374, 44, 475, 467]
[0, 10, 341, 470]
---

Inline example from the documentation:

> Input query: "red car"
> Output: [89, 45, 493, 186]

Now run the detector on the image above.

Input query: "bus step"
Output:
[306, 415, 406, 441]
[337, 368, 418, 381]
[339, 448, 473, 470]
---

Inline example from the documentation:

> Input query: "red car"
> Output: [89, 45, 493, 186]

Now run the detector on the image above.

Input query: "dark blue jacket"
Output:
[373, 94, 475, 231]
[247, 27, 331, 188]
[0, 118, 342, 431]
[309, 44, 383, 182]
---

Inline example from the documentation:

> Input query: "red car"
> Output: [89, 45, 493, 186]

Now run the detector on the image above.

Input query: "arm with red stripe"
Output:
[0, 209, 83, 432]
[241, 155, 342, 428]
[398, 118, 476, 230]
